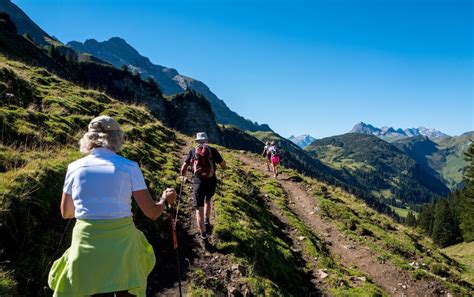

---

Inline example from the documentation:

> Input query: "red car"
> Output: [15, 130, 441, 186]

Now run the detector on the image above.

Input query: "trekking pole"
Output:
[173, 177, 185, 229]
[167, 206, 183, 297]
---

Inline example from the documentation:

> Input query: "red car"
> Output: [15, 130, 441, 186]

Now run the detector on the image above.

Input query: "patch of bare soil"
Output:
[238, 153, 449, 297]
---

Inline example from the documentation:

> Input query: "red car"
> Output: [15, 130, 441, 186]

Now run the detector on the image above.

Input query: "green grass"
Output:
[314, 144, 375, 172]
[302, 176, 473, 294]
[441, 153, 465, 189]
[388, 205, 416, 218]
[212, 152, 311, 296]
[0, 55, 181, 295]
[442, 242, 474, 285]
[0, 267, 17, 295]
[252, 166, 387, 296]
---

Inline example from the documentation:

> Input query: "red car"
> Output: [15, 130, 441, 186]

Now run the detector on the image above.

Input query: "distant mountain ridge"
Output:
[0, 0, 53, 45]
[393, 132, 474, 189]
[67, 37, 272, 132]
[350, 122, 449, 141]
[288, 134, 316, 148]
[306, 133, 450, 207]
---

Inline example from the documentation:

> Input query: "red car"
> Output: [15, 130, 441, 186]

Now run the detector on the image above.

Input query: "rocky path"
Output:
[155, 138, 251, 297]
[238, 152, 448, 297]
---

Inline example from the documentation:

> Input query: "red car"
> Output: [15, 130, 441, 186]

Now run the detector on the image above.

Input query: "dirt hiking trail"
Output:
[154, 137, 254, 297]
[238, 152, 449, 297]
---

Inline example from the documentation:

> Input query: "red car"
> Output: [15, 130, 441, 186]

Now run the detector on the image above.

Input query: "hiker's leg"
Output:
[192, 182, 206, 235]
[204, 200, 212, 223]
[205, 178, 217, 222]
[195, 207, 205, 234]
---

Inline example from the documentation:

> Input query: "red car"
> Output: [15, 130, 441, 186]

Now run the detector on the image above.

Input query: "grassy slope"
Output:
[437, 134, 473, 189]
[443, 242, 474, 285]
[299, 174, 472, 294]
[306, 133, 449, 211]
[0, 56, 180, 295]
[393, 134, 473, 190]
[209, 151, 386, 296]
[249, 130, 343, 185]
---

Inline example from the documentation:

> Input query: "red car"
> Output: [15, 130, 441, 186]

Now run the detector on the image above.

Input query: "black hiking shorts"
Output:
[192, 176, 217, 208]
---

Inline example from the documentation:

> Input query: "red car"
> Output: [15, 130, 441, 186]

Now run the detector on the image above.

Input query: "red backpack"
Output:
[192, 144, 215, 180]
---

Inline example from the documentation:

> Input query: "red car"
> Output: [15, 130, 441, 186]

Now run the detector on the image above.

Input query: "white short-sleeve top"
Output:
[62, 147, 148, 219]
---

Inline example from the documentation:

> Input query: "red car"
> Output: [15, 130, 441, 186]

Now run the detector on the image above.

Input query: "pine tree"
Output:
[405, 211, 416, 226]
[431, 200, 462, 247]
[458, 142, 474, 241]
[418, 203, 435, 235]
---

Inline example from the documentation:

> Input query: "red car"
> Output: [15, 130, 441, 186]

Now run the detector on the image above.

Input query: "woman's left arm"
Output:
[60, 192, 75, 219]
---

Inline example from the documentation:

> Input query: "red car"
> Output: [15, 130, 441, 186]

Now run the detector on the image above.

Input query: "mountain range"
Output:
[306, 133, 450, 208]
[350, 121, 449, 141]
[67, 37, 271, 132]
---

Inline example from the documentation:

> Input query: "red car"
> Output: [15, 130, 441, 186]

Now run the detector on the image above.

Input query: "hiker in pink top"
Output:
[268, 141, 281, 178]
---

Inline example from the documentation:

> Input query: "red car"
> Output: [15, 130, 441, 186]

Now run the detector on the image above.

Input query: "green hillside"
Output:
[249, 130, 344, 185]
[306, 133, 450, 210]
[393, 133, 473, 189]
[0, 56, 181, 294]
[443, 242, 474, 285]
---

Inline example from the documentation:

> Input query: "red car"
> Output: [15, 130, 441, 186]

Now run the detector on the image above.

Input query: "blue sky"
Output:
[15, 0, 473, 138]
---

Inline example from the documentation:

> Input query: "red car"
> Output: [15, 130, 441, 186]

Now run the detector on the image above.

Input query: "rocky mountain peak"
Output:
[350, 122, 449, 141]
[68, 36, 272, 132]
[289, 134, 316, 148]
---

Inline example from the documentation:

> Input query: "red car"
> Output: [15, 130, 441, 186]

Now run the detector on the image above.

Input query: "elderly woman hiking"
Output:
[48, 116, 176, 297]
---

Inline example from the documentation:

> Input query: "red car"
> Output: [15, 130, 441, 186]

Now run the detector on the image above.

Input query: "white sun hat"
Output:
[195, 132, 209, 141]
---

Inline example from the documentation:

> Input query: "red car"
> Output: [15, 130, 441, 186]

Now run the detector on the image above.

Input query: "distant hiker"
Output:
[262, 141, 272, 171]
[268, 141, 281, 178]
[180, 132, 226, 241]
[48, 116, 176, 297]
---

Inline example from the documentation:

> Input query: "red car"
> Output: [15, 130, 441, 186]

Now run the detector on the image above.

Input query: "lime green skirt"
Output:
[48, 217, 155, 297]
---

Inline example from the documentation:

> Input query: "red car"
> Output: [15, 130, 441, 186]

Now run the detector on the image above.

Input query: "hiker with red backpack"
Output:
[180, 132, 226, 241]
[268, 141, 281, 178]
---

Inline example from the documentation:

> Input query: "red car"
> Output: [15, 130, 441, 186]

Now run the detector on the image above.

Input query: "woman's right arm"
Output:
[60, 192, 75, 219]
[133, 188, 176, 221]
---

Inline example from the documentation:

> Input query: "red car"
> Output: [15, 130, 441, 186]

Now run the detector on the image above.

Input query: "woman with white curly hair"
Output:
[48, 115, 176, 297]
